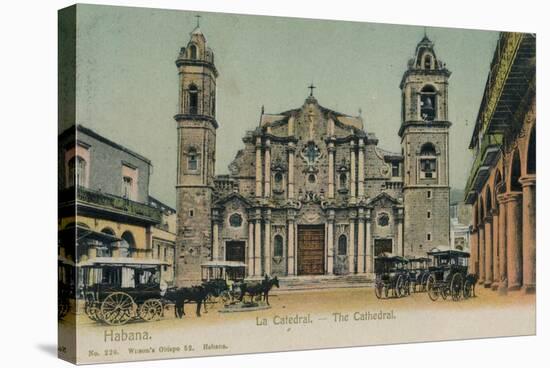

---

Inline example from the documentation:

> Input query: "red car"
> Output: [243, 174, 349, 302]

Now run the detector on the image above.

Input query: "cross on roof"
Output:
[308, 83, 316, 97]
[195, 15, 201, 28]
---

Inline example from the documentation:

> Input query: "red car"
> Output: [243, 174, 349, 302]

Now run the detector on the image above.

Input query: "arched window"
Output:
[188, 85, 199, 114]
[101, 227, 115, 236]
[339, 173, 347, 189]
[274, 235, 284, 258]
[338, 235, 347, 255]
[68, 156, 87, 187]
[67, 157, 76, 187]
[189, 45, 197, 59]
[120, 231, 136, 258]
[122, 176, 133, 199]
[423, 54, 432, 70]
[420, 85, 436, 121]
[187, 148, 198, 172]
[419, 143, 437, 179]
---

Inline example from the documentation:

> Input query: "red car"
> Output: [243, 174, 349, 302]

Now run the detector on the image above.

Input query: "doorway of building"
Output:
[226, 241, 245, 262]
[374, 238, 393, 256]
[297, 225, 325, 275]
[225, 241, 246, 279]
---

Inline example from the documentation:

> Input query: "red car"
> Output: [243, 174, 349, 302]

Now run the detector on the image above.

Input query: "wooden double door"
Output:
[297, 225, 325, 275]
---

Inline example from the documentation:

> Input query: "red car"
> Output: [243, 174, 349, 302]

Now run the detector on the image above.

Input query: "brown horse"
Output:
[164, 280, 228, 318]
[165, 286, 207, 318]
[239, 275, 280, 305]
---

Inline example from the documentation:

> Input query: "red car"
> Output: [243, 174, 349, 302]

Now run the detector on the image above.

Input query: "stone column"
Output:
[349, 213, 356, 274]
[365, 210, 373, 273]
[327, 210, 335, 274]
[287, 143, 295, 199]
[396, 208, 404, 257]
[484, 215, 493, 288]
[212, 220, 220, 261]
[328, 143, 335, 199]
[254, 209, 262, 276]
[248, 220, 254, 276]
[497, 194, 508, 294]
[264, 209, 272, 276]
[469, 229, 478, 275]
[503, 192, 523, 291]
[357, 208, 365, 273]
[255, 138, 262, 198]
[491, 210, 499, 290]
[287, 212, 296, 276]
[478, 225, 485, 285]
[350, 141, 356, 201]
[264, 139, 271, 197]
[358, 139, 365, 199]
[520, 175, 536, 293]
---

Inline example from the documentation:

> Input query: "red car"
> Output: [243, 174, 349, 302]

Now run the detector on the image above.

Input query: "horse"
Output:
[164, 285, 208, 318]
[239, 275, 280, 306]
[465, 273, 479, 297]
[164, 279, 229, 318]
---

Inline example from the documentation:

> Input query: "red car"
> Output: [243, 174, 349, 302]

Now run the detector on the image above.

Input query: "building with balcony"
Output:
[464, 32, 536, 293]
[58, 125, 175, 293]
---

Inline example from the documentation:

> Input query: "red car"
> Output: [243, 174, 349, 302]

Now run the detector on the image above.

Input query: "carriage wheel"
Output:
[441, 286, 449, 300]
[404, 279, 411, 296]
[375, 282, 384, 299]
[58, 299, 70, 320]
[139, 299, 163, 322]
[463, 279, 473, 299]
[84, 302, 99, 321]
[450, 274, 463, 301]
[421, 273, 429, 292]
[100, 292, 135, 326]
[426, 275, 439, 301]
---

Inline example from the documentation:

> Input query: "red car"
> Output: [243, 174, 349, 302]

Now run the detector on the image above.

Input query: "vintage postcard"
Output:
[58, 4, 536, 364]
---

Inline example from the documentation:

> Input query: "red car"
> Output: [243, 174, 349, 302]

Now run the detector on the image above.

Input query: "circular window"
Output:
[308, 174, 316, 183]
[274, 172, 283, 183]
[378, 213, 389, 227]
[229, 213, 243, 228]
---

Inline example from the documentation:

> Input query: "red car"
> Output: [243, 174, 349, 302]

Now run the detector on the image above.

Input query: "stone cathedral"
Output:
[174, 25, 451, 286]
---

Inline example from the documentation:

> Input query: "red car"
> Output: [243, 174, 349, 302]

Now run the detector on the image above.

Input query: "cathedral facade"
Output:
[174, 26, 451, 286]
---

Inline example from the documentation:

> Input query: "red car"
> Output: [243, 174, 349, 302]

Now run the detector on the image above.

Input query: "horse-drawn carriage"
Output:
[425, 249, 476, 301]
[407, 257, 431, 293]
[200, 261, 279, 306]
[201, 261, 246, 304]
[58, 253, 75, 321]
[80, 257, 170, 325]
[374, 254, 411, 299]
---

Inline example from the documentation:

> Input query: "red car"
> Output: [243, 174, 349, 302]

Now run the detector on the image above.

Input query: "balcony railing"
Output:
[214, 176, 237, 192]
[74, 186, 162, 223]
[464, 133, 503, 203]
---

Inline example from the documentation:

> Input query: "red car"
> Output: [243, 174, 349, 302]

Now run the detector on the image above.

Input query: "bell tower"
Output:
[399, 35, 451, 257]
[174, 19, 218, 286]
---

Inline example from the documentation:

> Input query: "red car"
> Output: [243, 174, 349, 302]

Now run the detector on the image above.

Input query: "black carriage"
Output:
[374, 254, 411, 299]
[425, 249, 474, 301]
[81, 257, 170, 325]
[58, 254, 76, 321]
[201, 261, 246, 304]
[407, 257, 432, 293]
